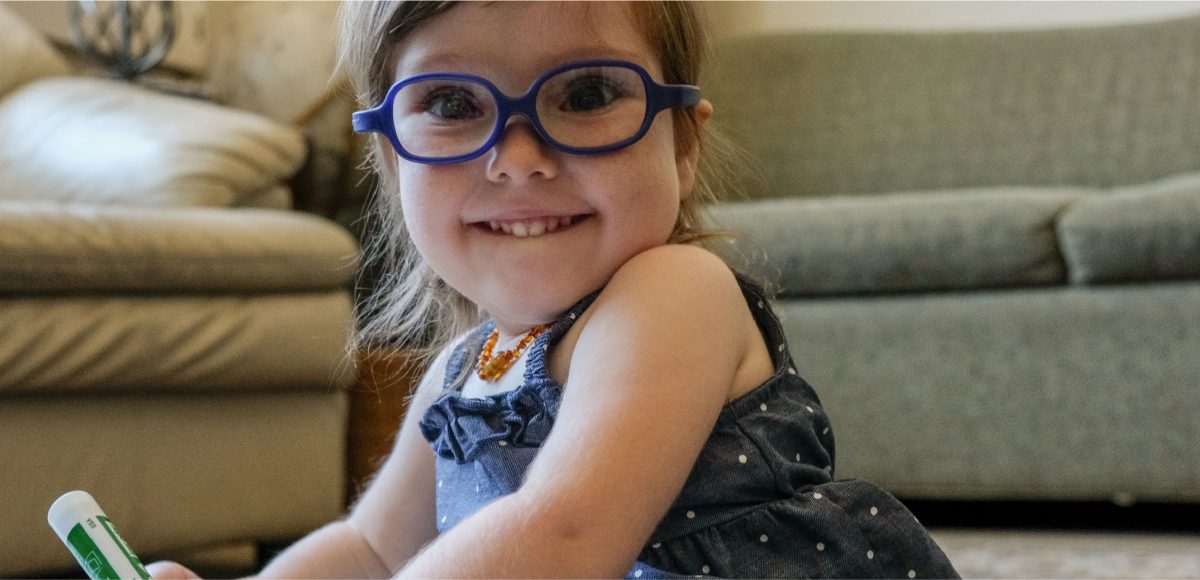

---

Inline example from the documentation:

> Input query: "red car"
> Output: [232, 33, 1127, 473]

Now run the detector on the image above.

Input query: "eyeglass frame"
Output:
[351, 59, 702, 165]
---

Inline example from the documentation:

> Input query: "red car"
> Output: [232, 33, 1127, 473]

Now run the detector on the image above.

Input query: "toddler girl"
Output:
[151, 1, 958, 578]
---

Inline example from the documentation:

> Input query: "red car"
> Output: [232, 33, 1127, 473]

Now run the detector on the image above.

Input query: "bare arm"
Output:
[396, 245, 755, 578]
[151, 346, 450, 579]
[257, 346, 450, 577]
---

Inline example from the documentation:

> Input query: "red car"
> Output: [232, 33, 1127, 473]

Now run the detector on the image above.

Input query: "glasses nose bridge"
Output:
[494, 83, 550, 133]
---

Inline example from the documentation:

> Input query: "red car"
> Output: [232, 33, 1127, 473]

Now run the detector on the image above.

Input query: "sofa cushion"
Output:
[0, 202, 358, 293]
[0, 5, 71, 97]
[710, 188, 1081, 297]
[0, 77, 306, 207]
[1058, 172, 1200, 284]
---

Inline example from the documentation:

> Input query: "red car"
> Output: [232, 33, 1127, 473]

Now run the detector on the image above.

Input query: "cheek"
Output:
[594, 150, 684, 248]
[397, 168, 459, 254]
[628, 125, 686, 211]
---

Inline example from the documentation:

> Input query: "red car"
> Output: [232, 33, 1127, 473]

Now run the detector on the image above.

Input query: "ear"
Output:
[677, 98, 713, 200]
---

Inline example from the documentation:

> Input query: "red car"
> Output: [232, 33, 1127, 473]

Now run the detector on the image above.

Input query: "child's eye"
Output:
[421, 85, 485, 121]
[559, 76, 622, 113]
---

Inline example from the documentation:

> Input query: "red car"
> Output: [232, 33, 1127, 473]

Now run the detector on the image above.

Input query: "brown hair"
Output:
[337, 1, 744, 364]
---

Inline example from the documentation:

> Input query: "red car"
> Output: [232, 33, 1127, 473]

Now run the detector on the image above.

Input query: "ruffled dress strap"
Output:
[418, 289, 598, 465]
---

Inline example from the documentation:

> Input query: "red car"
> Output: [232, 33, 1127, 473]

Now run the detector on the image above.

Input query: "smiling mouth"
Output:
[475, 215, 590, 238]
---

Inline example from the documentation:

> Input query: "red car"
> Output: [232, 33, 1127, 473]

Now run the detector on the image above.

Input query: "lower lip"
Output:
[472, 215, 592, 237]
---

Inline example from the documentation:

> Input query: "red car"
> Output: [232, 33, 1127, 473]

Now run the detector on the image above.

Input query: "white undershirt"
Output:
[459, 342, 533, 399]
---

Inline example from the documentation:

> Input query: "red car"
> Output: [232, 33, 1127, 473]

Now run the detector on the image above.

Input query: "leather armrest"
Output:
[0, 201, 358, 293]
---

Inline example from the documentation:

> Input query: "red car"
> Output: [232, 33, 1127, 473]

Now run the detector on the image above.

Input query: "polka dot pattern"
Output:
[425, 274, 958, 579]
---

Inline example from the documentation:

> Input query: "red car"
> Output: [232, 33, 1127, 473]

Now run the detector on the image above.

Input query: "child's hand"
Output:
[145, 560, 202, 579]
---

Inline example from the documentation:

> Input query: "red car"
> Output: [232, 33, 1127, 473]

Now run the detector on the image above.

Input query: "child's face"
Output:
[391, 2, 707, 333]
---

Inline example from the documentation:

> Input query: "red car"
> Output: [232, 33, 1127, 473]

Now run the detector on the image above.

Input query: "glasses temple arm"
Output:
[650, 84, 702, 112]
[352, 109, 382, 134]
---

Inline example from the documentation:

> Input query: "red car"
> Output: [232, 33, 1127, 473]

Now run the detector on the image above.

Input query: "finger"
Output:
[145, 560, 202, 580]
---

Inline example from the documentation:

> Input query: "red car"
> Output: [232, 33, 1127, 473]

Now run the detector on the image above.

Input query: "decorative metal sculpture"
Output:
[69, 1, 175, 80]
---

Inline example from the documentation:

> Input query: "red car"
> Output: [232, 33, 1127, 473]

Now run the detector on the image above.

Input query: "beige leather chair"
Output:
[0, 6, 356, 576]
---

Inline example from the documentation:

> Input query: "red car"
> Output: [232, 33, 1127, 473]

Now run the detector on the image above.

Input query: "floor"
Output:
[183, 532, 1200, 579]
[918, 500, 1200, 579]
[54, 502, 1199, 579]
[932, 529, 1200, 578]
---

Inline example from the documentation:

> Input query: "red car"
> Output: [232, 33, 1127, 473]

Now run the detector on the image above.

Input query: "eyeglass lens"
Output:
[390, 65, 648, 159]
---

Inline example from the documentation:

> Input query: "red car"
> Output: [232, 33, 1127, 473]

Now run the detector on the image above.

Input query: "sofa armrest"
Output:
[0, 201, 357, 294]
[0, 77, 307, 208]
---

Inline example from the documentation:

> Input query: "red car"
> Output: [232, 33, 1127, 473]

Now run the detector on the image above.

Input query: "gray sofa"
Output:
[707, 14, 1200, 504]
[0, 6, 355, 576]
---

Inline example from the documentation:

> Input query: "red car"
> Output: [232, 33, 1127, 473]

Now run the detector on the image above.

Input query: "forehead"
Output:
[392, 2, 658, 82]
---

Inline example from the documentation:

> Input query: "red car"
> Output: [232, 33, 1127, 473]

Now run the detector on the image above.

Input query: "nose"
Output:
[485, 117, 559, 183]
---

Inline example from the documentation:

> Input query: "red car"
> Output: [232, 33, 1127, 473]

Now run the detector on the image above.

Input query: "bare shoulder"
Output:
[559, 244, 750, 378]
[605, 243, 742, 307]
[615, 242, 734, 278]
[592, 244, 772, 401]
[596, 244, 749, 337]
[552, 244, 743, 357]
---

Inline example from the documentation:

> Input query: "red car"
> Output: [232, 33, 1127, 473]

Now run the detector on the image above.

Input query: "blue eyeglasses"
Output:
[352, 59, 701, 165]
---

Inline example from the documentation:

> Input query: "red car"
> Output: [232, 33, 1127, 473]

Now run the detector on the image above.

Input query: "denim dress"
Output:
[420, 274, 960, 578]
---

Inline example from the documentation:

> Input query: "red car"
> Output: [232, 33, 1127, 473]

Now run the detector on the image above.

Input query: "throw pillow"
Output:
[1058, 171, 1200, 284]
[0, 77, 307, 207]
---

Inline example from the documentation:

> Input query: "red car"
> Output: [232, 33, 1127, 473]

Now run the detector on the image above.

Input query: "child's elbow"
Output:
[512, 489, 648, 576]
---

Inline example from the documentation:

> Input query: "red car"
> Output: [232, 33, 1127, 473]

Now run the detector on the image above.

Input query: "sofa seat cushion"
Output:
[0, 77, 306, 207]
[711, 188, 1081, 297]
[0, 202, 357, 293]
[1058, 172, 1200, 284]
[1, 391, 347, 576]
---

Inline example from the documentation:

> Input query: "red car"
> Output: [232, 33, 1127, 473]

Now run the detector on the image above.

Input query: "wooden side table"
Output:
[346, 348, 426, 506]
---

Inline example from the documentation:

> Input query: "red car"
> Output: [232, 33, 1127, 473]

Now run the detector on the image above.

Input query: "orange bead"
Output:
[475, 324, 549, 382]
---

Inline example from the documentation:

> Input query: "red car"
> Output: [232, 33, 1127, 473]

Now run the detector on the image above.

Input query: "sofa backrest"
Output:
[707, 14, 1200, 200]
[0, 4, 71, 98]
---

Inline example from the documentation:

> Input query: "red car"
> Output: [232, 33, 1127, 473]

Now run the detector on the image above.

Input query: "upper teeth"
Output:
[489, 216, 575, 238]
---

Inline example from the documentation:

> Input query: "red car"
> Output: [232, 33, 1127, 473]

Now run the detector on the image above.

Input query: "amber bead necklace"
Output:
[476, 324, 549, 382]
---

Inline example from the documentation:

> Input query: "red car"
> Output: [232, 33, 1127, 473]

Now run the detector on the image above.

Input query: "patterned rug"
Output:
[931, 529, 1200, 579]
